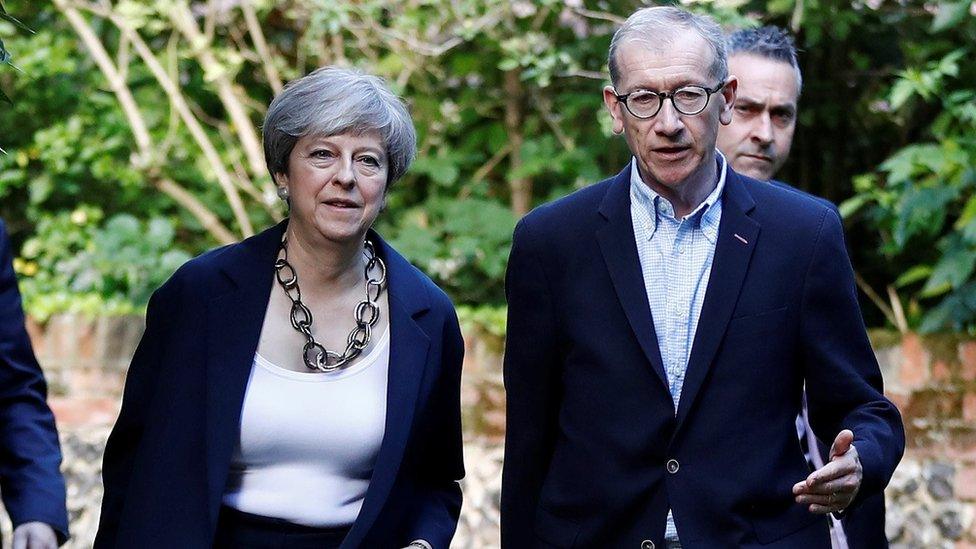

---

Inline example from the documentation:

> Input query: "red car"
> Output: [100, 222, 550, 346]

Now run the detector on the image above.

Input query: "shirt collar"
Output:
[629, 151, 727, 243]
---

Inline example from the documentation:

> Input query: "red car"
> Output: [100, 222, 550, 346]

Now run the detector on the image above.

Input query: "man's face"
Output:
[717, 54, 799, 180]
[603, 34, 736, 194]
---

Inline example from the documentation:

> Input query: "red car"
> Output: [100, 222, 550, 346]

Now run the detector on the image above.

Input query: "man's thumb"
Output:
[829, 429, 854, 460]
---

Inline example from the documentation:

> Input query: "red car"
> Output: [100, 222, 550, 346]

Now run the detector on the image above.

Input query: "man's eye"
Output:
[630, 93, 658, 105]
[734, 104, 757, 115]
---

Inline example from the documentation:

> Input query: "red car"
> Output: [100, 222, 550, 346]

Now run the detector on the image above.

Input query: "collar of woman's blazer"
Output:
[215, 219, 432, 318]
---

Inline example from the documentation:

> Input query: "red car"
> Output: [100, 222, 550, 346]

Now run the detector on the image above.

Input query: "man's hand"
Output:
[12, 521, 58, 549]
[792, 429, 862, 514]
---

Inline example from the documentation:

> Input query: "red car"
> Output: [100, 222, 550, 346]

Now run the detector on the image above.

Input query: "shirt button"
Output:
[667, 459, 680, 474]
[641, 541, 655, 549]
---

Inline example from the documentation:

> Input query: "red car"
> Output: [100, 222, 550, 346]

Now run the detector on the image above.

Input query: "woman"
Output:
[95, 67, 464, 549]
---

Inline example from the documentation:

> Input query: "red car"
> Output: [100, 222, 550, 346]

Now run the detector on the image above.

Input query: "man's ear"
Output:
[719, 76, 738, 126]
[603, 85, 626, 135]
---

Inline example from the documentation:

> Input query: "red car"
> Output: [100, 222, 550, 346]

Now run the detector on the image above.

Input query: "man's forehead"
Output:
[728, 54, 799, 103]
[615, 33, 717, 83]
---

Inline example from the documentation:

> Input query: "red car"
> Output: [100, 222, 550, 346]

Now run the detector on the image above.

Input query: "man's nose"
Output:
[751, 113, 774, 145]
[653, 99, 684, 137]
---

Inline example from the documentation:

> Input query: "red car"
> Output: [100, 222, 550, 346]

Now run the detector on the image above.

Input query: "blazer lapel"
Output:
[203, 222, 283, 529]
[596, 165, 670, 394]
[341, 235, 431, 548]
[674, 170, 760, 432]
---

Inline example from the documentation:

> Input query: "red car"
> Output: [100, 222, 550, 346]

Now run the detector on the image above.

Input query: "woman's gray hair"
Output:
[608, 7, 728, 88]
[263, 66, 417, 187]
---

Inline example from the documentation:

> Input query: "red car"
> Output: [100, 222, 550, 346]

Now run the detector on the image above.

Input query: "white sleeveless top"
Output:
[221, 327, 390, 527]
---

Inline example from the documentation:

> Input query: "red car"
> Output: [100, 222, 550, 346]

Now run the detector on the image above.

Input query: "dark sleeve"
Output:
[0, 220, 69, 544]
[800, 209, 905, 506]
[94, 279, 177, 548]
[500, 219, 562, 547]
[404, 295, 465, 548]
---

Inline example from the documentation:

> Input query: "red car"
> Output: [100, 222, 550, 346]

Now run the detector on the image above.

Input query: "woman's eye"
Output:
[359, 155, 380, 167]
[311, 149, 334, 159]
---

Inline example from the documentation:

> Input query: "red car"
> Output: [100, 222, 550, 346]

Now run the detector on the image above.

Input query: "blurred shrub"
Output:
[844, 8, 976, 334]
[16, 207, 190, 320]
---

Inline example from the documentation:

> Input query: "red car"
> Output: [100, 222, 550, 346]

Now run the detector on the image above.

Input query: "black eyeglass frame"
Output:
[614, 82, 727, 119]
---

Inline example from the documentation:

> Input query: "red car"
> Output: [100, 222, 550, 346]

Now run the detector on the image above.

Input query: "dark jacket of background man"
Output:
[717, 25, 890, 548]
[0, 219, 69, 545]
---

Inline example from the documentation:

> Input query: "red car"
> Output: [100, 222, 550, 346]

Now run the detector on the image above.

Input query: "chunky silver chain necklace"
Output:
[274, 235, 387, 372]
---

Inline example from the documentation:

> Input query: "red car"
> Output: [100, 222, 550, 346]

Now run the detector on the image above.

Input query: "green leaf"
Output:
[895, 265, 933, 287]
[931, 1, 970, 32]
[956, 193, 976, 229]
[838, 195, 869, 219]
[498, 58, 519, 71]
[921, 243, 976, 295]
[889, 78, 916, 111]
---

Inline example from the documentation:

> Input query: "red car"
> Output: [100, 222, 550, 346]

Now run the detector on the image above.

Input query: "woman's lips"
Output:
[324, 199, 359, 208]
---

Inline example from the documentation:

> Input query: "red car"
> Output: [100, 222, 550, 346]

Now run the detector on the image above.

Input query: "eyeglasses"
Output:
[614, 82, 726, 119]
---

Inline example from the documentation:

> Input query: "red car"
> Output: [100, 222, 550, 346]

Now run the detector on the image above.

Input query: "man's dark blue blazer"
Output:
[0, 219, 68, 544]
[501, 164, 905, 548]
[771, 180, 890, 549]
[95, 222, 464, 548]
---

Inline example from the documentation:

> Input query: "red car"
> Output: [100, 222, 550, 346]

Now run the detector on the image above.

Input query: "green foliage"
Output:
[15, 207, 191, 320]
[0, 0, 971, 334]
[0, 0, 35, 107]
[844, 10, 976, 334]
[457, 304, 507, 339]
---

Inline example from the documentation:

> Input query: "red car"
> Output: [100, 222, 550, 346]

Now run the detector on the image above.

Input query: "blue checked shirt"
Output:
[629, 152, 727, 541]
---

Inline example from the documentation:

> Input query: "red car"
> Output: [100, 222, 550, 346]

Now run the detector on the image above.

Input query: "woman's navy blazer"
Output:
[95, 222, 465, 548]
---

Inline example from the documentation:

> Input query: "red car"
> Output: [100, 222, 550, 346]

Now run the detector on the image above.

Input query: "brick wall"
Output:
[874, 332, 976, 548]
[9, 315, 976, 548]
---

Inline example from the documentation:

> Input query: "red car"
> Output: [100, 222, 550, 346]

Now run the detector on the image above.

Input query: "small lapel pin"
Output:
[733, 233, 748, 244]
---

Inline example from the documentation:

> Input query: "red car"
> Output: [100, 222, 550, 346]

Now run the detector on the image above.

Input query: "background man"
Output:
[717, 25, 889, 549]
[0, 219, 68, 549]
[501, 7, 903, 548]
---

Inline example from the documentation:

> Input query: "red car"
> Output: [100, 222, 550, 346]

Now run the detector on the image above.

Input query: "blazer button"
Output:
[666, 459, 680, 474]
[641, 541, 655, 549]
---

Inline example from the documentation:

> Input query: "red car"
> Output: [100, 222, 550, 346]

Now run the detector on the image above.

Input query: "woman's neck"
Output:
[283, 225, 365, 298]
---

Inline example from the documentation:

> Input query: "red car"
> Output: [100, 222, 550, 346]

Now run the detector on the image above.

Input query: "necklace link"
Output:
[276, 235, 387, 372]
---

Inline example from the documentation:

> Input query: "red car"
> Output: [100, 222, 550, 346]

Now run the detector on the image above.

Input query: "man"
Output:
[717, 26, 889, 549]
[501, 7, 904, 548]
[0, 219, 68, 548]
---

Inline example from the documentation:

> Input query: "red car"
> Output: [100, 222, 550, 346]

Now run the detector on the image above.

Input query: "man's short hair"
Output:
[608, 7, 728, 89]
[726, 26, 802, 90]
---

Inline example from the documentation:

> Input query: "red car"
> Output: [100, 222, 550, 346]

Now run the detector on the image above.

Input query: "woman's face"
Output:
[277, 131, 388, 246]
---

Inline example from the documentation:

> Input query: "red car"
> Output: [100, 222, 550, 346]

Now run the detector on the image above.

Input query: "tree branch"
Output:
[99, 5, 255, 235]
[240, 0, 282, 94]
[50, 2, 238, 244]
[854, 271, 900, 331]
[169, 2, 268, 191]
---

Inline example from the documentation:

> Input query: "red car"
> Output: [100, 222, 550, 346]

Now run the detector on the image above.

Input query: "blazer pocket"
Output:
[534, 505, 581, 548]
[725, 306, 789, 339]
